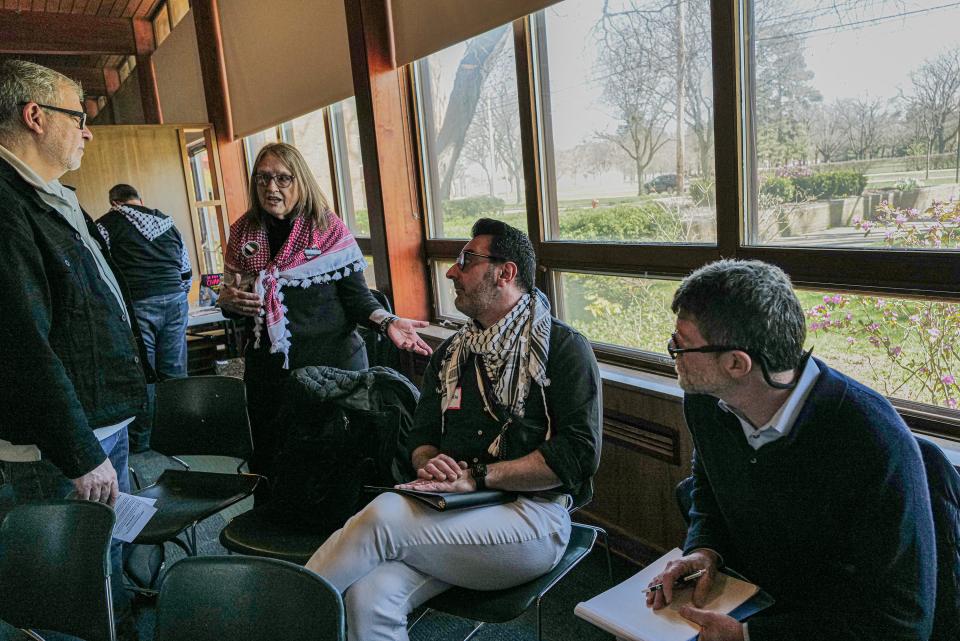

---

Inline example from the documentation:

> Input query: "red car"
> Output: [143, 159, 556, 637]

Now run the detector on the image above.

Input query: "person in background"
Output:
[306, 219, 602, 641]
[0, 59, 147, 641]
[217, 142, 431, 491]
[648, 259, 935, 641]
[97, 183, 192, 453]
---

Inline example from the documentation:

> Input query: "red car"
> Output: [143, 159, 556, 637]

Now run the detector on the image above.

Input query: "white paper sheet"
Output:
[575, 548, 759, 641]
[112, 492, 158, 543]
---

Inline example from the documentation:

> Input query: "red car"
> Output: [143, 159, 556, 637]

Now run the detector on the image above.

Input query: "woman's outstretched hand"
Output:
[386, 318, 433, 356]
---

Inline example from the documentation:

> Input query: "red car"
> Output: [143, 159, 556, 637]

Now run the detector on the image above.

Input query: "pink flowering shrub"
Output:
[808, 294, 960, 407]
[809, 199, 960, 409]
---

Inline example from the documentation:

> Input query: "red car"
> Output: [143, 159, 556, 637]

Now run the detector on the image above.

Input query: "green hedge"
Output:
[760, 170, 866, 202]
[759, 176, 796, 201]
[793, 170, 867, 199]
[559, 203, 681, 242]
[442, 195, 505, 219]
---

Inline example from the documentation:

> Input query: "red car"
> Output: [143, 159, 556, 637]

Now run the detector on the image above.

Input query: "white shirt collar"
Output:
[718, 356, 820, 449]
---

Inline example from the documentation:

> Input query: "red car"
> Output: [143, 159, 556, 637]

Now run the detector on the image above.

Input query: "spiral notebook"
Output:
[575, 547, 774, 641]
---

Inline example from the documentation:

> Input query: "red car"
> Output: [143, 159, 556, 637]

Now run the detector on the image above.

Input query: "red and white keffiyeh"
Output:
[225, 210, 367, 368]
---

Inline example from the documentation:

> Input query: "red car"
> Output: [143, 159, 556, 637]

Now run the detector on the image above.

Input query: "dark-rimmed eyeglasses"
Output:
[19, 102, 87, 130]
[667, 332, 813, 390]
[253, 172, 295, 188]
[455, 250, 504, 270]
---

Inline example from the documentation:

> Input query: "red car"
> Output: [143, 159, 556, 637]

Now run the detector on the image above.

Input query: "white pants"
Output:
[306, 492, 572, 641]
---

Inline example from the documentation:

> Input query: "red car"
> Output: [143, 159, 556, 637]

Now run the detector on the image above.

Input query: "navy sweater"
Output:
[683, 359, 935, 641]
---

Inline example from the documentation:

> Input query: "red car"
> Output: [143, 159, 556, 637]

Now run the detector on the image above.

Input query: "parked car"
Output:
[643, 173, 677, 194]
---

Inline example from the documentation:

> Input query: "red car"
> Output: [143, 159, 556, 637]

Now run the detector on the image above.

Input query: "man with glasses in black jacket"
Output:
[0, 59, 148, 641]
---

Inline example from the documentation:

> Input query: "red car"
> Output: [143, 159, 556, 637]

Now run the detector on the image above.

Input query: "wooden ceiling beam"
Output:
[0, 9, 137, 54]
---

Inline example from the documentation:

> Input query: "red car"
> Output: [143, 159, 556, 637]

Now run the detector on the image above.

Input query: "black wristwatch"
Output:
[378, 314, 399, 335]
[471, 462, 488, 491]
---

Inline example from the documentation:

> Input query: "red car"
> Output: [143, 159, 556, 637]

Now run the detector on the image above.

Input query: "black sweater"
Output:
[683, 359, 935, 641]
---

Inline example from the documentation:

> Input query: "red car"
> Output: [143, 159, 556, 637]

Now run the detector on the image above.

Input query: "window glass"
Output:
[556, 272, 677, 353]
[153, 5, 171, 46]
[433, 261, 465, 320]
[362, 255, 377, 290]
[287, 108, 337, 211]
[539, 0, 716, 242]
[243, 127, 281, 175]
[745, 0, 960, 250]
[195, 206, 225, 274]
[329, 98, 370, 237]
[169, 0, 190, 27]
[415, 25, 526, 238]
[188, 146, 216, 202]
[558, 270, 960, 410]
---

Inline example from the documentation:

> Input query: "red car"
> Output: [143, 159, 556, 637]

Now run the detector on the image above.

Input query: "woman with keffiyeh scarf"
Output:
[218, 143, 431, 494]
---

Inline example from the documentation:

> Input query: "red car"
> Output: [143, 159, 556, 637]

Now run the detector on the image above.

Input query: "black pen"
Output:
[643, 569, 706, 594]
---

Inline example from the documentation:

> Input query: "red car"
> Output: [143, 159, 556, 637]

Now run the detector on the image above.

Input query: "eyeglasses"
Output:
[19, 102, 87, 130]
[253, 172, 296, 188]
[455, 249, 504, 270]
[667, 332, 747, 360]
[667, 332, 813, 390]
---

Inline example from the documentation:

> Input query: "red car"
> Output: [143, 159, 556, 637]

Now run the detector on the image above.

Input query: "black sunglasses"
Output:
[455, 250, 505, 270]
[668, 332, 813, 390]
[19, 102, 87, 130]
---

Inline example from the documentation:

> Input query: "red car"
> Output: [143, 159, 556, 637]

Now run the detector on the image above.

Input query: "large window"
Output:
[537, 0, 717, 243]
[414, 24, 527, 238]
[744, 0, 960, 250]
[406, 0, 960, 433]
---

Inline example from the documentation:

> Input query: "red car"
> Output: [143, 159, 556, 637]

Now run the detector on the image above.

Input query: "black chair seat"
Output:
[423, 523, 598, 623]
[135, 470, 260, 544]
[219, 509, 331, 565]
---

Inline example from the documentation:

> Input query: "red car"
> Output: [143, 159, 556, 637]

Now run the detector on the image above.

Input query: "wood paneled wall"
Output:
[63, 124, 198, 297]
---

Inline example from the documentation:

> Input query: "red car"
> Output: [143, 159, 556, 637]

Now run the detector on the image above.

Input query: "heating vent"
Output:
[603, 409, 679, 465]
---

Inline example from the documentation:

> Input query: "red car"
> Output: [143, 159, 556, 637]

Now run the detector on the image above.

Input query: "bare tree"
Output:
[907, 47, 960, 157]
[596, 1, 675, 195]
[835, 96, 891, 160]
[809, 102, 845, 163]
[427, 26, 511, 202]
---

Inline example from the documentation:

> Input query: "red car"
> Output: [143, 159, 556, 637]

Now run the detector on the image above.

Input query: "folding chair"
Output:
[153, 555, 345, 641]
[409, 522, 606, 641]
[0, 500, 116, 641]
[132, 376, 261, 557]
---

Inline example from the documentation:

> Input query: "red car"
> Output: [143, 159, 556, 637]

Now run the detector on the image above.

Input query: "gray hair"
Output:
[671, 259, 806, 372]
[0, 59, 83, 143]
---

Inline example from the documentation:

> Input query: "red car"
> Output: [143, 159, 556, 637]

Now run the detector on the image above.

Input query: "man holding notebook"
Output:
[648, 260, 935, 640]
[306, 219, 602, 641]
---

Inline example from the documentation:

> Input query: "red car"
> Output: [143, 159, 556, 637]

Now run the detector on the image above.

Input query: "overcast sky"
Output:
[425, 0, 960, 152]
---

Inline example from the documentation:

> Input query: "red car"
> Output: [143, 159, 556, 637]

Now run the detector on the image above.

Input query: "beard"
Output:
[453, 268, 498, 320]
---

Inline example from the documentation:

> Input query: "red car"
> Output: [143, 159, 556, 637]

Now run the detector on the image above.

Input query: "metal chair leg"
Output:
[536, 597, 543, 641]
[407, 607, 431, 632]
[461, 622, 485, 641]
[596, 526, 613, 582]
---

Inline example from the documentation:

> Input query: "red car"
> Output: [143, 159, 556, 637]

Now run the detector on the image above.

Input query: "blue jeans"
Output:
[131, 291, 189, 452]
[2, 428, 132, 632]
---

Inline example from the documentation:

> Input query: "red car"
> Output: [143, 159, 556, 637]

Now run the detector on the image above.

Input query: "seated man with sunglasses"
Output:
[647, 259, 935, 641]
[306, 218, 602, 641]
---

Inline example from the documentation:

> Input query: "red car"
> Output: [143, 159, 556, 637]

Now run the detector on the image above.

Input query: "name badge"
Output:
[304, 248, 323, 257]
[448, 387, 463, 410]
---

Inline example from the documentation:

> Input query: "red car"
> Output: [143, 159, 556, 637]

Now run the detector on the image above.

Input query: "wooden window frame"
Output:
[408, 2, 960, 439]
